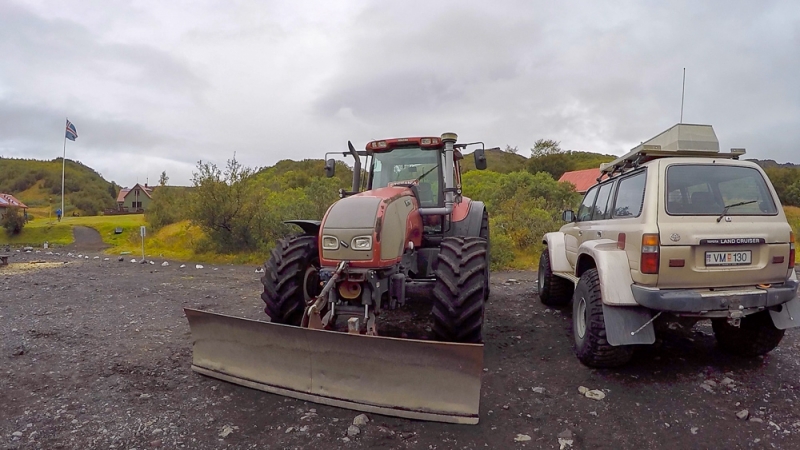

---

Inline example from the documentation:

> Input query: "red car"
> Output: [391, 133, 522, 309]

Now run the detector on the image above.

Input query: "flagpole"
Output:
[62, 117, 67, 220]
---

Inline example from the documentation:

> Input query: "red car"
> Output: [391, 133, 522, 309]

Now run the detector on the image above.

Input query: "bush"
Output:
[1, 207, 26, 235]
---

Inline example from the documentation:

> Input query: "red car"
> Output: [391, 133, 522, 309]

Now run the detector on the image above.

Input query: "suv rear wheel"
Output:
[538, 250, 573, 307]
[711, 312, 785, 357]
[572, 268, 634, 367]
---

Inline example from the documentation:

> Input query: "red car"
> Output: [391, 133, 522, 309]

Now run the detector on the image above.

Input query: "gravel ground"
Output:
[2, 247, 800, 449]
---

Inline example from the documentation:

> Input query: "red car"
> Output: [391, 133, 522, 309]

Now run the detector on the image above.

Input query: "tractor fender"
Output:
[542, 232, 571, 273]
[284, 220, 322, 236]
[449, 200, 486, 238]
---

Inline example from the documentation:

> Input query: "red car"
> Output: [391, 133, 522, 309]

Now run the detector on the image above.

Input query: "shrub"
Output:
[1, 207, 26, 235]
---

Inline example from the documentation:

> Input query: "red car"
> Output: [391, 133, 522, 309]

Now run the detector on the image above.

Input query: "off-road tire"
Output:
[479, 210, 491, 300]
[572, 268, 634, 367]
[712, 312, 785, 357]
[432, 237, 488, 343]
[538, 250, 573, 307]
[261, 235, 320, 325]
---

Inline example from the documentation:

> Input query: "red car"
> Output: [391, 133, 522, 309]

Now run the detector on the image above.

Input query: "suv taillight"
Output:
[641, 233, 660, 274]
[790, 231, 795, 270]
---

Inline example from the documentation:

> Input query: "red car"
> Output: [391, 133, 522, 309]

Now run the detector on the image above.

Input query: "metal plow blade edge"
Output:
[184, 308, 484, 424]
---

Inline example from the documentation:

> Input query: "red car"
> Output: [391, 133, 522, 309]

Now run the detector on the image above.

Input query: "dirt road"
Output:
[2, 249, 799, 449]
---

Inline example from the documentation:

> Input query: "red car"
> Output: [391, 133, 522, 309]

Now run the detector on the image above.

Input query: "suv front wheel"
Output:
[572, 268, 634, 368]
[538, 250, 573, 307]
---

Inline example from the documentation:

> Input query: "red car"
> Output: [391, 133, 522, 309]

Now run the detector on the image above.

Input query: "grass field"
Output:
[4, 208, 798, 265]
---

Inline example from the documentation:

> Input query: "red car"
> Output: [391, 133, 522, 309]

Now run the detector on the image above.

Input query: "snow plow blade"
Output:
[184, 308, 483, 424]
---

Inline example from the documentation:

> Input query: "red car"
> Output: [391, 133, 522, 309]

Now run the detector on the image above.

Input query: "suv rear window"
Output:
[666, 165, 778, 216]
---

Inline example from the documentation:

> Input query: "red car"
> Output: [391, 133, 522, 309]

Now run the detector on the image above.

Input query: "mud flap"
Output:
[602, 304, 656, 346]
[184, 309, 483, 424]
[769, 297, 800, 330]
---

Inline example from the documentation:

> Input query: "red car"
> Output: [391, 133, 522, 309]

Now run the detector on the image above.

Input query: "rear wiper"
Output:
[717, 200, 757, 222]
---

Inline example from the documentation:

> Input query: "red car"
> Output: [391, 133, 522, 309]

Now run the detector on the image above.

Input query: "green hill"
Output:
[0, 157, 118, 217]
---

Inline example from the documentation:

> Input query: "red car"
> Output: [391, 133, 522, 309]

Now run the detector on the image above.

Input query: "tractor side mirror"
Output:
[324, 159, 336, 178]
[473, 149, 487, 170]
[562, 210, 575, 222]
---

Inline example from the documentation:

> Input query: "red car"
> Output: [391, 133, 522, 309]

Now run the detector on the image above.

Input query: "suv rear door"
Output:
[657, 160, 792, 288]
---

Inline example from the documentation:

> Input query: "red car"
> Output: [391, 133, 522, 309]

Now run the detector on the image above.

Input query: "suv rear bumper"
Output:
[630, 280, 800, 313]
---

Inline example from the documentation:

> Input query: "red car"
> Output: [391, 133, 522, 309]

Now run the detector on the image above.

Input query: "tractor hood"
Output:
[320, 187, 422, 267]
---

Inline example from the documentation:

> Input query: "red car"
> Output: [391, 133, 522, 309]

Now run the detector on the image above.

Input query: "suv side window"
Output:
[592, 182, 615, 220]
[613, 170, 646, 218]
[577, 186, 599, 222]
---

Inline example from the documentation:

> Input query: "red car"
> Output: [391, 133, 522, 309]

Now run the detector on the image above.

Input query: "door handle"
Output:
[597, 231, 602, 237]
[578, 231, 583, 236]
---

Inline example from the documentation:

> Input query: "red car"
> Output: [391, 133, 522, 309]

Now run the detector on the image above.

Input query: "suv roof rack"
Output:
[599, 124, 746, 178]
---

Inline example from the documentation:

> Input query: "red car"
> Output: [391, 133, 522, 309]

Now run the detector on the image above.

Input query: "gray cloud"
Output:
[0, 0, 798, 187]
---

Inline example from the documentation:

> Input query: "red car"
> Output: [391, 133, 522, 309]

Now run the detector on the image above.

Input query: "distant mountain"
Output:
[0, 157, 118, 216]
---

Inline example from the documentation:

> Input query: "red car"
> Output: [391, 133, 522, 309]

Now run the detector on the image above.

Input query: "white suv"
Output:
[540, 124, 799, 367]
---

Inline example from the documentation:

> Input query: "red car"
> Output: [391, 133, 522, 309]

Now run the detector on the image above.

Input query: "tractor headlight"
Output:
[322, 235, 340, 250]
[351, 236, 372, 251]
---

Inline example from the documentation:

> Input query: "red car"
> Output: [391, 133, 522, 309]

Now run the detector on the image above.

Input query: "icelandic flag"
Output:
[66, 119, 78, 141]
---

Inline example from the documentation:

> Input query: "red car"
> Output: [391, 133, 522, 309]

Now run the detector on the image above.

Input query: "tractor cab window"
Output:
[370, 147, 442, 207]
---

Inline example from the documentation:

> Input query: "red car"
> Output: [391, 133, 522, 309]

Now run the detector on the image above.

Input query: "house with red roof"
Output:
[0, 193, 28, 219]
[558, 168, 603, 193]
[116, 183, 154, 212]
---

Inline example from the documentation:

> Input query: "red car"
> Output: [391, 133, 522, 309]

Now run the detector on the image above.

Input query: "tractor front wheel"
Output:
[432, 237, 488, 343]
[261, 235, 320, 325]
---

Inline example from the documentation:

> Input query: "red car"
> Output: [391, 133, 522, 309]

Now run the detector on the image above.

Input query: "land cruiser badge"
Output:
[670, 233, 681, 242]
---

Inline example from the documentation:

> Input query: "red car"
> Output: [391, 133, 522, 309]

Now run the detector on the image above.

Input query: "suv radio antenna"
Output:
[680, 68, 686, 123]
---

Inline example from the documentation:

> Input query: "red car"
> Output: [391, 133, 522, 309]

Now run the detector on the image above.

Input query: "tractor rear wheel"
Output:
[479, 210, 491, 300]
[432, 237, 488, 343]
[261, 235, 320, 325]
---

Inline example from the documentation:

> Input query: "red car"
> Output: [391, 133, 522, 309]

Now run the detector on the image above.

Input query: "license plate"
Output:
[705, 250, 752, 266]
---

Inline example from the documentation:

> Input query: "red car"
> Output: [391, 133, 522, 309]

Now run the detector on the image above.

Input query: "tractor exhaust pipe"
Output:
[419, 132, 457, 216]
[348, 141, 361, 193]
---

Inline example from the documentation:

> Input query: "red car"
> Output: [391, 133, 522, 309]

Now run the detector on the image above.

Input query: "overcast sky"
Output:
[1, 0, 798, 187]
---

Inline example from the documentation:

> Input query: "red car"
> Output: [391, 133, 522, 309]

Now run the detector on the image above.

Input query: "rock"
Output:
[691, 427, 699, 435]
[750, 418, 764, 423]
[557, 429, 573, 439]
[298, 425, 309, 432]
[557, 430, 573, 449]
[131, 259, 137, 263]
[721, 377, 735, 386]
[161, 261, 169, 266]
[342, 437, 351, 443]
[255, 267, 264, 273]
[12, 431, 23, 437]
[151, 428, 162, 435]
[180, 264, 186, 268]
[514, 434, 532, 442]
[736, 409, 749, 420]
[502, 404, 510, 410]
[139, 393, 151, 399]
[353, 414, 369, 427]
[347, 425, 360, 437]
[149, 260, 155, 265]
[104, 258, 110, 261]
[196, 264, 204, 269]
[284, 427, 294, 434]
[118, 257, 124, 262]
[149, 440, 161, 447]
[508, 278, 518, 283]
[93, 256, 99, 259]
[585, 390, 605, 401]
[704, 380, 717, 387]
[578, 386, 589, 395]
[532, 387, 546, 394]
[700, 383, 714, 393]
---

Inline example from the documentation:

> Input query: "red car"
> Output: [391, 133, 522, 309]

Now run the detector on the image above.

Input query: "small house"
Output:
[116, 183, 154, 212]
[0, 193, 28, 219]
[558, 168, 603, 194]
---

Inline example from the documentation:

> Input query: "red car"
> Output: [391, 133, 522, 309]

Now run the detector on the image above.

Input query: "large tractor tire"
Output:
[538, 250, 573, 306]
[261, 235, 320, 325]
[572, 268, 634, 367]
[712, 312, 785, 357]
[432, 237, 488, 343]
[479, 210, 491, 301]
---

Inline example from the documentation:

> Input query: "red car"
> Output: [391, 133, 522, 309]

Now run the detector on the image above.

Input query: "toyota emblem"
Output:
[670, 233, 680, 242]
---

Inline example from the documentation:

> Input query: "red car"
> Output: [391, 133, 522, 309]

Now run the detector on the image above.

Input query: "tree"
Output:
[526, 153, 574, 180]
[504, 145, 519, 154]
[531, 139, 562, 158]
[1, 207, 26, 235]
[158, 171, 169, 187]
